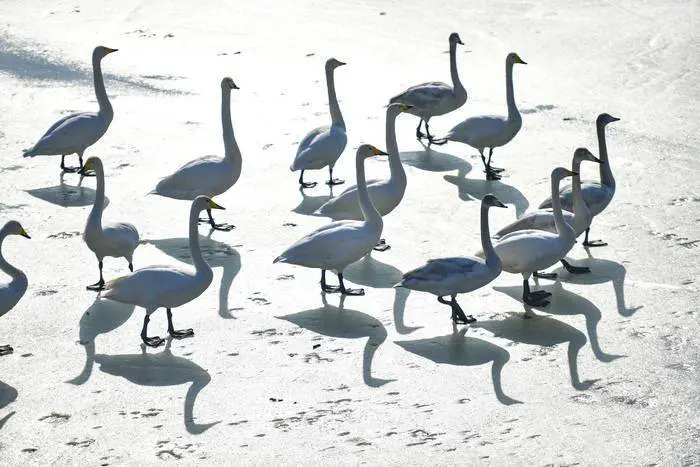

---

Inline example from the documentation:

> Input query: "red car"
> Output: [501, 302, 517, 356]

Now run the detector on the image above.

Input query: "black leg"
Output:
[87, 261, 105, 291]
[128, 262, 134, 272]
[425, 121, 435, 146]
[583, 228, 607, 247]
[198, 208, 234, 231]
[373, 238, 391, 252]
[326, 166, 344, 186]
[416, 119, 426, 140]
[299, 170, 317, 189]
[167, 308, 194, 339]
[487, 147, 505, 173]
[561, 259, 590, 275]
[450, 296, 476, 324]
[320, 269, 340, 293]
[338, 273, 364, 296]
[533, 270, 558, 280]
[480, 149, 502, 180]
[0, 344, 13, 356]
[141, 314, 164, 347]
[522, 279, 550, 307]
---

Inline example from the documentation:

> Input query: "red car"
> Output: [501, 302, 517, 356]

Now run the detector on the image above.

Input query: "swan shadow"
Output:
[277, 294, 394, 387]
[397, 326, 520, 405]
[399, 146, 473, 174]
[291, 185, 335, 216]
[443, 173, 529, 217]
[0, 411, 15, 431]
[26, 172, 106, 208]
[474, 313, 598, 390]
[93, 338, 219, 434]
[0, 380, 18, 432]
[67, 299, 136, 385]
[148, 233, 241, 319]
[392, 288, 422, 334]
[494, 282, 625, 363]
[343, 254, 403, 289]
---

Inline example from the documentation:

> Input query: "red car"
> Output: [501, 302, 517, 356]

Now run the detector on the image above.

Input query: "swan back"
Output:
[0, 221, 30, 317]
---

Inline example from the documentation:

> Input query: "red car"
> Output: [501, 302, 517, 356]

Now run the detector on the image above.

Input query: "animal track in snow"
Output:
[39, 412, 71, 424]
[47, 231, 81, 239]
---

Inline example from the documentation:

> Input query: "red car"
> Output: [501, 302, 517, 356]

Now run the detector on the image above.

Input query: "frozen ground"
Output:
[0, 0, 698, 464]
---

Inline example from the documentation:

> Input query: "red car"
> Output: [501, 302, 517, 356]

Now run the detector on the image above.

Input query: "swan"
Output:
[81, 157, 140, 291]
[434, 52, 526, 180]
[389, 32, 467, 144]
[0, 221, 30, 356]
[290, 58, 347, 188]
[395, 194, 507, 324]
[23, 46, 117, 174]
[151, 77, 241, 231]
[494, 148, 600, 277]
[476, 167, 576, 307]
[313, 103, 412, 251]
[275, 144, 387, 296]
[101, 196, 224, 347]
[539, 113, 620, 247]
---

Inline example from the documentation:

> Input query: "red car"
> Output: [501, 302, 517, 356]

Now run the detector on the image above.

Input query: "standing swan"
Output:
[390, 33, 467, 144]
[494, 148, 600, 276]
[102, 196, 224, 347]
[0, 221, 30, 356]
[290, 58, 347, 188]
[23, 46, 118, 174]
[434, 52, 526, 180]
[477, 168, 577, 307]
[151, 77, 241, 231]
[395, 194, 507, 324]
[275, 144, 387, 296]
[82, 157, 140, 291]
[314, 103, 412, 251]
[539, 113, 620, 247]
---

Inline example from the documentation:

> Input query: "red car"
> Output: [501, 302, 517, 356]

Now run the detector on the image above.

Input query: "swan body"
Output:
[390, 33, 467, 143]
[0, 221, 31, 356]
[314, 103, 411, 222]
[102, 196, 224, 347]
[82, 157, 139, 290]
[291, 58, 347, 187]
[396, 195, 507, 324]
[276, 144, 387, 295]
[23, 46, 117, 173]
[437, 52, 526, 180]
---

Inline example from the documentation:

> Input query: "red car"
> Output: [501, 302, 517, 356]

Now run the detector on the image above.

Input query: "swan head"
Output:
[573, 147, 600, 164]
[449, 33, 464, 46]
[326, 58, 346, 70]
[507, 52, 527, 65]
[220, 77, 239, 90]
[193, 196, 225, 212]
[552, 166, 577, 183]
[386, 102, 414, 116]
[2, 221, 31, 239]
[357, 144, 389, 159]
[482, 194, 507, 209]
[597, 113, 620, 126]
[93, 46, 118, 60]
[81, 156, 103, 174]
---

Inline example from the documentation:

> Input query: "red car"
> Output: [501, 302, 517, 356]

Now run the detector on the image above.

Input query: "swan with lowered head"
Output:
[476, 167, 577, 307]
[313, 103, 412, 251]
[290, 58, 347, 188]
[396, 194, 507, 324]
[539, 113, 620, 247]
[434, 52, 526, 180]
[82, 157, 140, 291]
[23, 46, 118, 174]
[275, 144, 387, 296]
[151, 77, 241, 231]
[390, 32, 467, 144]
[0, 221, 31, 356]
[101, 196, 224, 347]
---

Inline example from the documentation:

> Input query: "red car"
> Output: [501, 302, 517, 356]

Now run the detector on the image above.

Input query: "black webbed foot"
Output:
[322, 284, 341, 294]
[583, 240, 607, 248]
[198, 218, 235, 231]
[561, 259, 590, 274]
[373, 239, 391, 252]
[489, 166, 506, 173]
[143, 336, 165, 348]
[533, 271, 557, 280]
[326, 178, 345, 186]
[341, 287, 365, 296]
[169, 328, 194, 339]
[485, 170, 502, 181]
[0, 344, 13, 356]
[300, 181, 317, 189]
[86, 279, 105, 291]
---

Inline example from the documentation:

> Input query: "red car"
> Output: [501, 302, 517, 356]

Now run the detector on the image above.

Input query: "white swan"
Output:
[82, 157, 140, 291]
[476, 167, 576, 307]
[290, 58, 347, 188]
[151, 77, 241, 231]
[395, 194, 507, 324]
[275, 144, 387, 296]
[102, 196, 224, 347]
[434, 52, 526, 180]
[23, 46, 118, 174]
[0, 221, 30, 356]
[539, 113, 620, 247]
[390, 32, 467, 144]
[313, 103, 412, 251]
[494, 148, 600, 277]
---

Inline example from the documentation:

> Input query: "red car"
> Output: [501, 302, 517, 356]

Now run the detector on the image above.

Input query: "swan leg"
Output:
[167, 308, 194, 339]
[299, 170, 317, 189]
[522, 279, 550, 307]
[416, 119, 426, 140]
[141, 313, 164, 348]
[60, 154, 81, 173]
[320, 270, 341, 293]
[583, 228, 607, 247]
[450, 296, 476, 324]
[480, 149, 502, 181]
[533, 271, 558, 280]
[338, 273, 364, 296]
[486, 148, 505, 173]
[0, 344, 13, 356]
[326, 167, 345, 186]
[373, 238, 391, 252]
[425, 121, 435, 145]
[198, 209, 235, 231]
[561, 259, 590, 274]
[86, 261, 105, 291]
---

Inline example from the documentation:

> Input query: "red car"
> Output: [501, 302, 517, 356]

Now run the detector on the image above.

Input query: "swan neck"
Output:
[551, 175, 570, 239]
[356, 154, 382, 229]
[597, 123, 615, 188]
[505, 61, 519, 121]
[88, 164, 105, 229]
[93, 54, 112, 119]
[189, 206, 210, 274]
[221, 88, 241, 165]
[386, 109, 405, 185]
[0, 230, 24, 280]
[571, 157, 586, 219]
[326, 66, 344, 128]
[480, 204, 499, 266]
[449, 42, 465, 96]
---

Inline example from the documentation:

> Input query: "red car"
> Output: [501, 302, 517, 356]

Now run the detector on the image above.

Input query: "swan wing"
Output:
[494, 209, 576, 238]
[538, 180, 610, 215]
[153, 156, 232, 199]
[391, 82, 453, 111]
[446, 115, 509, 145]
[315, 179, 392, 219]
[292, 125, 347, 171]
[100, 222, 140, 255]
[102, 267, 194, 306]
[25, 112, 108, 155]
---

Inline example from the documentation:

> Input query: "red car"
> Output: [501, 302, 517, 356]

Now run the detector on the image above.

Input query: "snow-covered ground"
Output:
[0, 0, 698, 464]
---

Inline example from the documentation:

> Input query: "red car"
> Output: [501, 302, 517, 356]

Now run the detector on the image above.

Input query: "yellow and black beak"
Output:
[20, 228, 31, 239]
[207, 198, 225, 210]
[370, 146, 389, 156]
[105, 47, 119, 54]
[515, 55, 527, 65]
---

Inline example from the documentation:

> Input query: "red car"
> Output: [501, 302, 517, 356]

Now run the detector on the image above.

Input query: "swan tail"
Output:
[22, 147, 37, 158]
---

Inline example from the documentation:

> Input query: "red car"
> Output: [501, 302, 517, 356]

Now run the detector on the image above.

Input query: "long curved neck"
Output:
[221, 88, 241, 167]
[326, 66, 344, 128]
[571, 157, 587, 220]
[551, 175, 571, 239]
[356, 155, 382, 229]
[505, 61, 519, 122]
[189, 206, 210, 274]
[480, 204, 499, 266]
[0, 232, 24, 280]
[93, 55, 112, 119]
[88, 164, 105, 230]
[386, 109, 405, 186]
[597, 123, 615, 188]
[449, 42, 466, 96]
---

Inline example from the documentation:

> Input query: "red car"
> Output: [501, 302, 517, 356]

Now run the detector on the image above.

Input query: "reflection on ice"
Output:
[26, 172, 105, 208]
